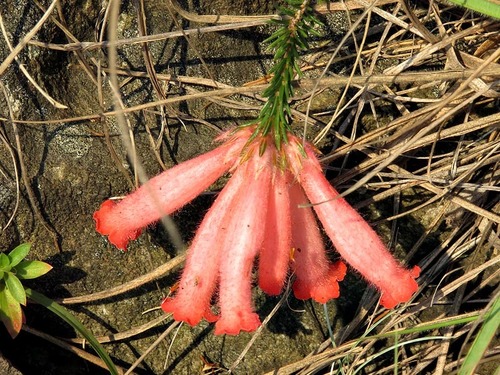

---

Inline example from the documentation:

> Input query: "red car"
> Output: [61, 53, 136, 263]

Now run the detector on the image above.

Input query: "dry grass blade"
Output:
[168, 0, 399, 24]
[0, 11, 67, 109]
[27, 20, 272, 52]
[1, 68, 497, 127]
[0, 0, 59, 76]
[229, 287, 292, 372]
[125, 321, 181, 375]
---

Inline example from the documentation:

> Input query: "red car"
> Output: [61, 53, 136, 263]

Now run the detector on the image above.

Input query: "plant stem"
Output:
[252, 0, 322, 149]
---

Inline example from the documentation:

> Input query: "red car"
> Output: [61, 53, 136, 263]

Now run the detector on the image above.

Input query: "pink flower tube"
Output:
[295, 144, 420, 308]
[258, 170, 292, 295]
[94, 126, 420, 335]
[215, 144, 273, 334]
[161, 156, 248, 325]
[94, 130, 249, 250]
[289, 181, 347, 303]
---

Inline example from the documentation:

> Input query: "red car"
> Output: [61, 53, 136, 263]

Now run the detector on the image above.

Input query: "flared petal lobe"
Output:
[161, 158, 248, 325]
[258, 170, 292, 295]
[298, 145, 419, 308]
[94, 132, 247, 250]
[215, 146, 273, 335]
[289, 181, 346, 303]
[93, 200, 141, 250]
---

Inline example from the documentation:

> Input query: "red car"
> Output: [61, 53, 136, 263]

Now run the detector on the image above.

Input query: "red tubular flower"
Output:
[289, 180, 346, 303]
[160, 156, 248, 325]
[93, 130, 249, 250]
[94, 126, 420, 335]
[215, 144, 272, 335]
[296, 144, 420, 308]
[258, 170, 292, 295]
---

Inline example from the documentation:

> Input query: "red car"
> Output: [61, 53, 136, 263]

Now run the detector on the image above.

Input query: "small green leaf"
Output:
[8, 243, 31, 268]
[0, 285, 23, 339]
[0, 253, 11, 272]
[459, 296, 500, 375]
[15, 260, 53, 280]
[446, 0, 500, 19]
[5, 273, 26, 306]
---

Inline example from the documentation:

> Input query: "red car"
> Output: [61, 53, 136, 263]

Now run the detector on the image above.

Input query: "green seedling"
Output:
[0, 243, 52, 338]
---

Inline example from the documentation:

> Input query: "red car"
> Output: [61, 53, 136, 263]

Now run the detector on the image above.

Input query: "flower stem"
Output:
[252, 0, 322, 149]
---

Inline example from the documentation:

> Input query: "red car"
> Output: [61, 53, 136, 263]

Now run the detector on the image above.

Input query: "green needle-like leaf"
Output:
[4, 273, 26, 306]
[255, 0, 322, 147]
[25, 289, 119, 375]
[8, 243, 31, 268]
[15, 260, 53, 280]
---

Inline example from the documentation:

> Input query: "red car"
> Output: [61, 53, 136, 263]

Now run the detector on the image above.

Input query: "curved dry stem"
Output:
[58, 254, 185, 304]
[64, 314, 170, 345]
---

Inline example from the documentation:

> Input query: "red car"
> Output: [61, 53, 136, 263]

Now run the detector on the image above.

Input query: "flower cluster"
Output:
[94, 126, 419, 335]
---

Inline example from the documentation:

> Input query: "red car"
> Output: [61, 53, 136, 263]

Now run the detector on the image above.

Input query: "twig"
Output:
[0, 0, 59, 77]
[58, 254, 185, 304]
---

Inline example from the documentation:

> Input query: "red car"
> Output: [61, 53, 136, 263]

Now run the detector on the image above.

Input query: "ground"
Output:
[0, 1, 498, 374]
